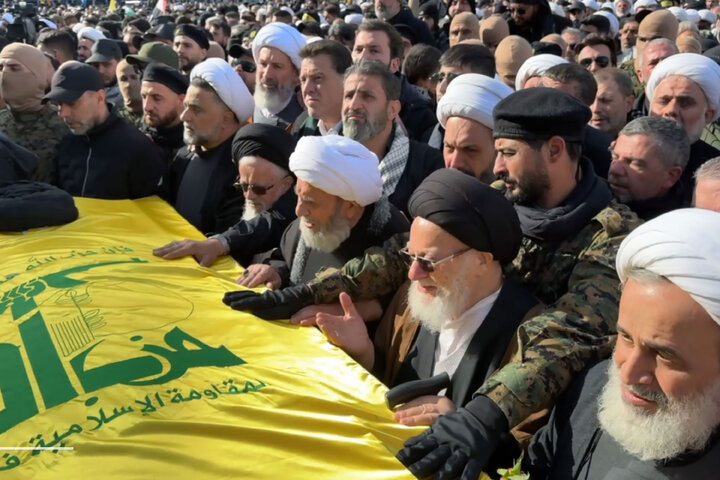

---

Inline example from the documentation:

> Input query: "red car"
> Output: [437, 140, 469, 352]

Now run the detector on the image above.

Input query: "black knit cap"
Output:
[493, 87, 591, 142]
[174, 24, 210, 50]
[142, 63, 188, 95]
[231, 124, 297, 176]
[408, 168, 522, 266]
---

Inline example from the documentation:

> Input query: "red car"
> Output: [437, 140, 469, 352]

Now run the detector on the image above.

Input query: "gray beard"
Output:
[342, 116, 387, 144]
[298, 210, 351, 253]
[598, 361, 720, 461]
[254, 82, 295, 114]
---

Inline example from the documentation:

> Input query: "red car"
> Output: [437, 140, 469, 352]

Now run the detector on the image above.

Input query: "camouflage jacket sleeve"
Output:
[476, 202, 642, 427]
[306, 232, 410, 304]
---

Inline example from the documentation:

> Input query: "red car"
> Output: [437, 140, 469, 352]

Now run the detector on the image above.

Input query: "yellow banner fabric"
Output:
[0, 197, 425, 479]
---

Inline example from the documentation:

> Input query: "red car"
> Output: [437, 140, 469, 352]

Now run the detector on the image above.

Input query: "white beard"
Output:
[298, 210, 351, 253]
[598, 361, 720, 461]
[254, 81, 295, 114]
[241, 202, 261, 222]
[406, 276, 474, 333]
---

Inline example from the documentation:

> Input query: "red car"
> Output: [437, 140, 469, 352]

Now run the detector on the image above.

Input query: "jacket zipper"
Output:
[81, 135, 91, 196]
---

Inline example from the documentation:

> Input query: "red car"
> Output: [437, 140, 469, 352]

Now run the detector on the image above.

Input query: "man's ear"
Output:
[705, 107, 716, 125]
[389, 57, 401, 73]
[387, 99, 401, 121]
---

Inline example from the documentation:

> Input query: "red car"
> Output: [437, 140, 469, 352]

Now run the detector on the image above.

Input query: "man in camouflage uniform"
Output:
[226, 88, 641, 479]
[0, 43, 68, 183]
[115, 59, 144, 129]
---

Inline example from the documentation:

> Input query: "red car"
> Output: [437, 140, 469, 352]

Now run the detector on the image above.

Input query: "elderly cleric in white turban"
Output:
[289, 135, 383, 207]
[515, 54, 568, 91]
[616, 208, 720, 325]
[252, 22, 307, 70]
[645, 53, 720, 122]
[437, 74, 513, 129]
[189, 58, 254, 124]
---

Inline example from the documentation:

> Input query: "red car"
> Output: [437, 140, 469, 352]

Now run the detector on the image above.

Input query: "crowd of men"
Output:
[2, 0, 720, 477]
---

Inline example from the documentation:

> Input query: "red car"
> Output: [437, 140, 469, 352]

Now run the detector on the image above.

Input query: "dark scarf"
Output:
[514, 157, 613, 243]
[625, 182, 687, 220]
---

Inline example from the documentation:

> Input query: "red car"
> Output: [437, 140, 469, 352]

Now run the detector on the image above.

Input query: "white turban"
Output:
[39, 18, 57, 30]
[685, 9, 700, 24]
[549, 2, 566, 18]
[2, 13, 14, 24]
[189, 58, 254, 124]
[252, 22, 306, 70]
[344, 13, 364, 25]
[289, 135, 382, 207]
[616, 208, 720, 325]
[515, 54, 568, 91]
[634, 0, 658, 8]
[584, 0, 601, 10]
[699, 9, 718, 23]
[595, 10, 619, 36]
[77, 27, 105, 42]
[437, 73, 513, 129]
[646, 53, 720, 122]
[667, 6, 687, 22]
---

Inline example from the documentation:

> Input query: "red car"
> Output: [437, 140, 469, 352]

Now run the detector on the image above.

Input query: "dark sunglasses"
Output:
[579, 56, 610, 68]
[232, 59, 257, 73]
[233, 181, 276, 195]
[509, 7, 527, 14]
[428, 71, 461, 84]
[399, 247, 471, 273]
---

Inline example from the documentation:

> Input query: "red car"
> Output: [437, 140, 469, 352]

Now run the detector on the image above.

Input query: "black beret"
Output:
[408, 169, 522, 266]
[174, 24, 210, 50]
[142, 63, 189, 95]
[493, 88, 591, 142]
[231, 124, 297, 175]
[532, 41, 563, 57]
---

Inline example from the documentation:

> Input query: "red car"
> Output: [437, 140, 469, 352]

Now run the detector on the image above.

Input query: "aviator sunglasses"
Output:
[399, 247, 471, 273]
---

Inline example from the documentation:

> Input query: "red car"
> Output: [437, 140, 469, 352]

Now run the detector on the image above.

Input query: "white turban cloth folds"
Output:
[289, 135, 383, 207]
[437, 73, 514, 129]
[189, 58, 254, 124]
[252, 22, 307, 70]
[616, 208, 720, 325]
[515, 54, 568, 91]
[645, 53, 720, 122]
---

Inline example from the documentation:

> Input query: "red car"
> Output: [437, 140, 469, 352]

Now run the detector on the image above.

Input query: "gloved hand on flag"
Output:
[223, 284, 314, 320]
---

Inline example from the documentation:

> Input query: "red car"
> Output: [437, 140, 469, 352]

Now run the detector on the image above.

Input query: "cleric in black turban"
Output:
[231, 123, 297, 176]
[408, 168, 522, 265]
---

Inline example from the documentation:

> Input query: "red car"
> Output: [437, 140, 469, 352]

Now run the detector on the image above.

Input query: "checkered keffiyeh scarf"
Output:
[379, 125, 409, 199]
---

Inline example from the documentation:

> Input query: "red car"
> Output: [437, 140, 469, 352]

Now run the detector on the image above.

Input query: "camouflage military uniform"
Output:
[0, 105, 68, 183]
[115, 105, 145, 130]
[307, 200, 641, 428]
[620, 58, 643, 98]
[701, 122, 720, 150]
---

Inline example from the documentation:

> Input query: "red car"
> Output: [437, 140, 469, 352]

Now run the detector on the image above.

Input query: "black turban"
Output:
[142, 63, 188, 95]
[174, 24, 210, 50]
[408, 169, 522, 265]
[231, 124, 297, 175]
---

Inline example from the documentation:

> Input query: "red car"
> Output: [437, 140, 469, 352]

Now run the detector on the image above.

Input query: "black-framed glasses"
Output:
[579, 56, 610, 68]
[232, 58, 256, 73]
[509, 7, 527, 14]
[399, 247, 471, 273]
[429, 71, 461, 84]
[233, 181, 276, 195]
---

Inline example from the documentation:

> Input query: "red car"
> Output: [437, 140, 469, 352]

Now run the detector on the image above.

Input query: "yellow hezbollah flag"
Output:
[109, 0, 116, 11]
[0, 197, 428, 479]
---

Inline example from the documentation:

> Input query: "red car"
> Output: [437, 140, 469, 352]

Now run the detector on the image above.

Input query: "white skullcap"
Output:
[289, 135, 382, 207]
[2, 13, 14, 23]
[646, 53, 720, 122]
[667, 6, 687, 22]
[595, 10, 620, 36]
[616, 208, 720, 325]
[600, 2, 614, 11]
[685, 9, 700, 24]
[189, 58, 254, 123]
[584, 0, 601, 10]
[252, 22, 306, 70]
[634, 0, 658, 8]
[77, 27, 105, 42]
[344, 13, 364, 24]
[39, 18, 57, 29]
[71, 22, 84, 33]
[515, 54, 568, 91]
[257, 8, 267, 16]
[437, 73, 513, 129]
[699, 9, 718, 23]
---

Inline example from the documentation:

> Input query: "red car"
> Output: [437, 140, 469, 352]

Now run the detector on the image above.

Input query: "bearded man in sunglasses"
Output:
[154, 123, 298, 268]
[310, 170, 538, 455]
[507, 0, 572, 44]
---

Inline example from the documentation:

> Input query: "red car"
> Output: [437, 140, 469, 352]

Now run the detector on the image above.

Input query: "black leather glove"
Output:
[222, 284, 314, 320]
[396, 395, 508, 480]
